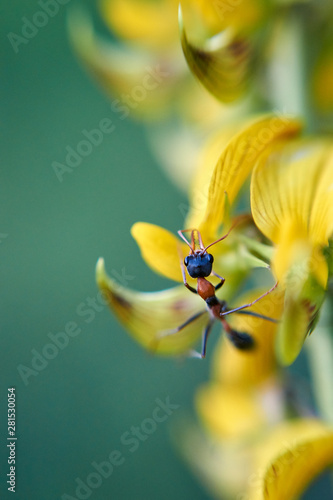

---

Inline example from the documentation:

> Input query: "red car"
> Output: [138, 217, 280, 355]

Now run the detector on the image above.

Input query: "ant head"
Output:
[184, 251, 214, 278]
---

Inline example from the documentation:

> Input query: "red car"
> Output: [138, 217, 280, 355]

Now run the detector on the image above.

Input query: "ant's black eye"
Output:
[184, 256, 189, 267]
[207, 254, 214, 264]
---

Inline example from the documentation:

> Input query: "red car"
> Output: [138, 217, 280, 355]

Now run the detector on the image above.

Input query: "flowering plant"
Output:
[70, 1, 333, 498]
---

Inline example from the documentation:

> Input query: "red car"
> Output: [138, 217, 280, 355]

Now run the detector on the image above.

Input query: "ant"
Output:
[160, 224, 278, 358]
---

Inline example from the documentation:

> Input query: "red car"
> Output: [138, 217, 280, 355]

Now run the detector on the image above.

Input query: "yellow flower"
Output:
[249, 419, 333, 500]
[179, 0, 271, 102]
[251, 136, 333, 364]
[68, 0, 225, 125]
[179, 414, 333, 500]
[68, 0, 250, 193]
[185, 111, 333, 366]
[178, 283, 333, 500]
[96, 257, 206, 355]
[96, 115, 299, 356]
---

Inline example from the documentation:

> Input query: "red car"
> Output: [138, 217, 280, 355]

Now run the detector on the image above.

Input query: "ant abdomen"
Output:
[227, 330, 255, 350]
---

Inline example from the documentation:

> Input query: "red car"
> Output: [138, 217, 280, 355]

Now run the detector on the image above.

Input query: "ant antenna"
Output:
[177, 229, 205, 253]
[202, 215, 250, 253]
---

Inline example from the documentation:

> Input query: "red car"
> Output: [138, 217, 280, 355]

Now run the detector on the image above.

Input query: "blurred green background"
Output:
[1, 1, 211, 499]
[1, 1, 331, 499]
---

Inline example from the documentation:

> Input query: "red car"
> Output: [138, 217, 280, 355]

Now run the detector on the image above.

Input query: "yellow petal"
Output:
[273, 229, 328, 291]
[275, 292, 311, 365]
[250, 419, 333, 500]
[96, 258, 206, 355]
[276, 280, 325, 365]
[180, 9, 252, 103]
[179, 0, 271, 103]
[131, 222, 190, 283]
[131, 221, 249, 300]
[309, 145, 333, 245]
[273, 240, 326, 364]
[185, 124, 241, 230]
[251, 138, 330, 245]
[100, 0, 179, 50]
[251, 138, 331, 364]
[199, 115, 302, 240]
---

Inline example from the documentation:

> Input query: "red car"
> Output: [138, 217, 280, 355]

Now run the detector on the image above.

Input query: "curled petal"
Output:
[179, 0, 271, 102]
[276, 283, 325, 365]
[274, 275, 325, 365]
[276, 292, 313, 366]
[180, 7, 253, 103]
[178, 416, 333, 500]
[249, 419, 333, 500]
[198, 115, 301, 239]
[273, 220, 328, 290]
[96, 258, 206, 355]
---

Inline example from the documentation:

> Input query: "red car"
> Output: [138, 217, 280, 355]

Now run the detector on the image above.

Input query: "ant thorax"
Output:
[184, 251, 214, 278]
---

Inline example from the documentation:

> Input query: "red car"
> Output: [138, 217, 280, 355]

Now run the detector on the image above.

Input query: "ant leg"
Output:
[178, 244, 197, 294]
[149, 310, 206, 354]
[220, 282, 279, 318]
[211, 270, 225, 291]
[235, 310, 278, 323]
[184, 282, 197, 294]
[188, 319, 214, 359]
[158, 310, 207, 339]
[201, 320, 214, 358]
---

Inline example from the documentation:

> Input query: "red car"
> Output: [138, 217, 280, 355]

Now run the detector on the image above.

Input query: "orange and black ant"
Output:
[160, 225, 278, 358]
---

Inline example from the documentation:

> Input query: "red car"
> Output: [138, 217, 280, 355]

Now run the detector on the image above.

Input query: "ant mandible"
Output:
[161, 224, 278, 358]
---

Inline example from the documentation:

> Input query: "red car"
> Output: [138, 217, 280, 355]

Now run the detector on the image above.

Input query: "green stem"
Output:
[306, 302, 333, 424]
[268, 8, 309, 121]
[237, 234, 274, 263]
